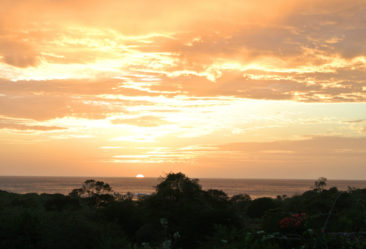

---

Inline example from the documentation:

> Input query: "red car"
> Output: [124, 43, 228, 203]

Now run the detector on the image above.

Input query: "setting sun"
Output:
[136, 174, 145, 178]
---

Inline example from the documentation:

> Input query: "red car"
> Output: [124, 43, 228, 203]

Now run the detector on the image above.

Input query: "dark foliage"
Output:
[247, 197, 277, 218]
[0, 173, 365, 249]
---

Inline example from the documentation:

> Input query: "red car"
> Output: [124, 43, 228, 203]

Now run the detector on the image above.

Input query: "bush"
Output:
[247, 197, 277, 218]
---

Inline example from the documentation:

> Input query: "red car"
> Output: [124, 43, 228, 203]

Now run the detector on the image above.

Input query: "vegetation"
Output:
[0, 173, 365, 249]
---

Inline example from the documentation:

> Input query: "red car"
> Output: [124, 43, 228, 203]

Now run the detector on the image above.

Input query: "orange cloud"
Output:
[111, 116, 169, 127]
[0, 120, 65, 131]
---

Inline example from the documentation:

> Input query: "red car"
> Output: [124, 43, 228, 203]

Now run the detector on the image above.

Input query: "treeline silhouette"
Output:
[0, 173, 365, 249]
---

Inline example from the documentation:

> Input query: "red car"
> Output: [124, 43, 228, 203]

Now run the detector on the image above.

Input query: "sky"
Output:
[0, 0, 365, 179]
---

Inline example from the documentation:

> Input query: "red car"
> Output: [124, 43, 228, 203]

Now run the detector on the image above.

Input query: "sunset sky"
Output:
[0, 0, 365, 179]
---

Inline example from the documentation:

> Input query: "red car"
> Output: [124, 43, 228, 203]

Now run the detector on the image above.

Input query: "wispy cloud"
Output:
[0, 117, 65, 131]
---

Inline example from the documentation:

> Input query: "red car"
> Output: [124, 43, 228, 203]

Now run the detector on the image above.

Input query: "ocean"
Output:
[0, 176, 365, 199]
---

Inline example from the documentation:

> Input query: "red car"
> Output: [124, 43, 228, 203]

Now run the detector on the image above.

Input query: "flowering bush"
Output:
[279, 213, 306, 230]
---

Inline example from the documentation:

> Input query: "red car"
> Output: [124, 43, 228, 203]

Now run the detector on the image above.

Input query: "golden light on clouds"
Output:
[0, 0, 365, 178]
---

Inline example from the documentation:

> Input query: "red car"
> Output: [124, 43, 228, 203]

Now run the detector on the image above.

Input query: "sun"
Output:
[136, 174, 144, 178]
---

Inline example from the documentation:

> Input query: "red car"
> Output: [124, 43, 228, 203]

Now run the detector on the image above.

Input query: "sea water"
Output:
[0, 176, 365, 199]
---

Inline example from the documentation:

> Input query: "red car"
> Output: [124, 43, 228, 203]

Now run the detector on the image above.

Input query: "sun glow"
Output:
[136, 174, 144, 178]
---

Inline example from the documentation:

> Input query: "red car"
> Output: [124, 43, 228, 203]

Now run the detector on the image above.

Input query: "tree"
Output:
[144, 173, 241, 248]
[69, 179, 114, 207]
[155, 172, 202, 200]
[230, 194, 251, 211]
[314, 177, 327, 192]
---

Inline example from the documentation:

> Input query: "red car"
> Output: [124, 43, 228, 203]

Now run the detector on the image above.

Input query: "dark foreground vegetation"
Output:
[0, 173, 365, 249]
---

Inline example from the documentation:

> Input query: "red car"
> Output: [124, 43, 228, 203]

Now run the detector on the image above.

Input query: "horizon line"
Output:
[0, 175, 365, 181]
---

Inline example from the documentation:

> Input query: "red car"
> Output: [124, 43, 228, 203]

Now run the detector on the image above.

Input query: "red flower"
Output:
[279, 213, 306, 229]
